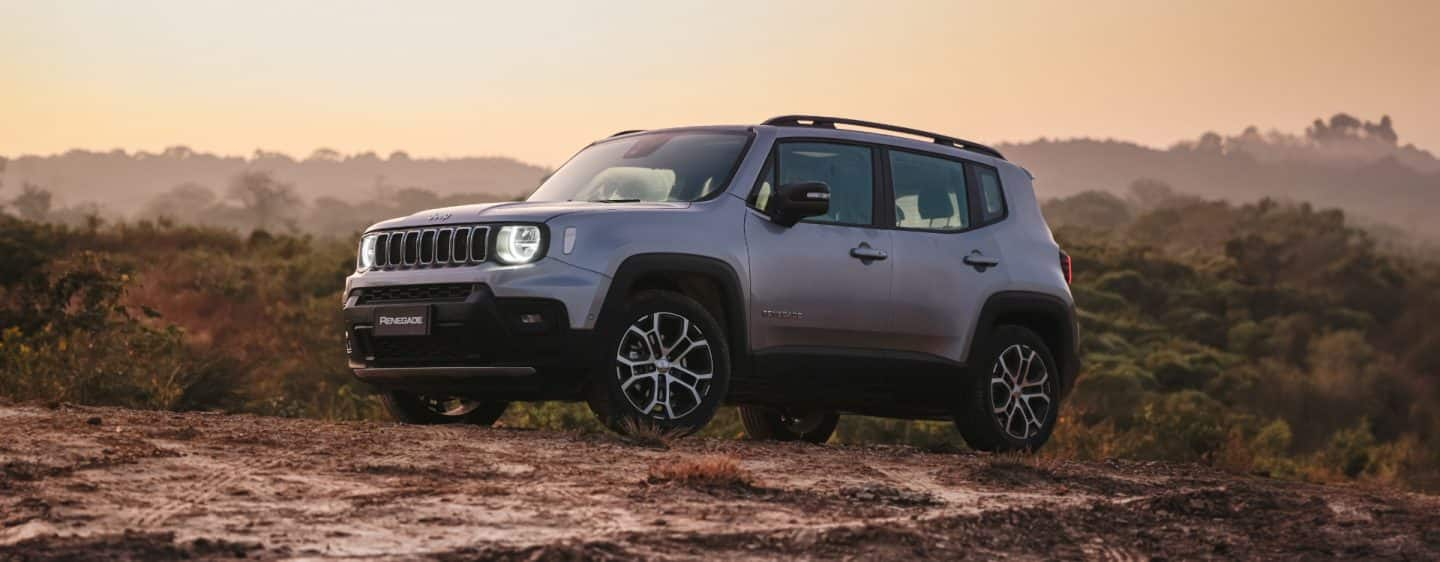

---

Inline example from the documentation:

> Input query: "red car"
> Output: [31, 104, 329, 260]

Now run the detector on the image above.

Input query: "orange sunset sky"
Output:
[3, 0, 1438, 166]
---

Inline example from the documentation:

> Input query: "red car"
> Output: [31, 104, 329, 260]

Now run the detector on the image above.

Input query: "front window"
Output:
[758, 141, 876, 226]
[528, 131, 749, 203]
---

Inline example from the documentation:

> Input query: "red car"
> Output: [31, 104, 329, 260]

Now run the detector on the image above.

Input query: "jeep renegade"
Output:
[343, 115, 1079, 451]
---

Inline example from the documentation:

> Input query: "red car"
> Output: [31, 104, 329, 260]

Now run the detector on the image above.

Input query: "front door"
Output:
[744, 140, 894, 352]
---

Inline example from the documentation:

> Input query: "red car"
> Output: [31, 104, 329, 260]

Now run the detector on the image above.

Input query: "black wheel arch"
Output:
[595, 253, 750, 377]
[970, 291, 1080, 398]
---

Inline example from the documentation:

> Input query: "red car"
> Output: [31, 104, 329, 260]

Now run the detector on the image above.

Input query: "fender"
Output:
[969, 291, 1080, 398]
[594, 253, 751, 376]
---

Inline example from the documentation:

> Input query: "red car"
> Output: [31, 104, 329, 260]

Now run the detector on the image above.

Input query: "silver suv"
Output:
[343, 115, 1078, 451]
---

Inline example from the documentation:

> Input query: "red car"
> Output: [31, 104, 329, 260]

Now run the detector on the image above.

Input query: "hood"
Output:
[365, 200, 691, 232]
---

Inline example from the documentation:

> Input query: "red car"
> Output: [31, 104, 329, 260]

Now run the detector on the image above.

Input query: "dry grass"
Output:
[646, 455, 755, 490]
[968, 450, 1070, 488]
[986, 449, 1068, 472]
[618, 418, 687, 449]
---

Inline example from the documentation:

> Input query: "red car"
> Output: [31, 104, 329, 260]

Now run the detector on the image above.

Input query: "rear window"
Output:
[889, 150, 969, 231]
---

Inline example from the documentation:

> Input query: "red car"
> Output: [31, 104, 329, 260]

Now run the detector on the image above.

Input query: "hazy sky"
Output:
[4, 0, 1438, 166]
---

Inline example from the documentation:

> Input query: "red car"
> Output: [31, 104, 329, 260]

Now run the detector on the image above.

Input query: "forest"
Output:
[1, 169, 1436, 492]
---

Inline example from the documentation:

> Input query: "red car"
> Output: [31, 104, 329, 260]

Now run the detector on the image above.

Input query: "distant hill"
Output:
[1001, 113, 1440, 238]
[0, 147, 549, 216]
[5, 113, 1439, 238]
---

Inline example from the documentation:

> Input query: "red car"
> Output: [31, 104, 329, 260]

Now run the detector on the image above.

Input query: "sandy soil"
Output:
[1, 403, 1437, 561]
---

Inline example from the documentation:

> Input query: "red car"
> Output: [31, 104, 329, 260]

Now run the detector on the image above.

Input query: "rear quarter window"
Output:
[975, 166, 1006, 223]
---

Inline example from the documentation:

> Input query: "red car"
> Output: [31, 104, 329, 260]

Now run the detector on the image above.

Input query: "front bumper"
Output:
[353, 366, 538, 387]
[345, 257, 611, 331]
[343, 283, 598, 398]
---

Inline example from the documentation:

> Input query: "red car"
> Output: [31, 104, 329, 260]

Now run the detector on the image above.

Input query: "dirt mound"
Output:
[436, 540, 634, 562]
[1, 404, 1436, 560]
[3, 531, 271, 561]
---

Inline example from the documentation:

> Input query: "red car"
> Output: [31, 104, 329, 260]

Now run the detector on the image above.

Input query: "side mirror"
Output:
[771, 181, 830, 227]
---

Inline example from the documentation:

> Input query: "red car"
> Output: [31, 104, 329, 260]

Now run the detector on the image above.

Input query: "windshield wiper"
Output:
[586, 198, 642, 203]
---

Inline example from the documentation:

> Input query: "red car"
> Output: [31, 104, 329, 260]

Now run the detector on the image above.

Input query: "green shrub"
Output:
[1137, 391, 1229, 462]
[1322, 420, 1377, 478]
[1070, 369, 1147, 427]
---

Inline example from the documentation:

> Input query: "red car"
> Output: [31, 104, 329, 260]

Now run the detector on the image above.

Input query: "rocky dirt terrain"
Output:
[2, 403, 1437, 561]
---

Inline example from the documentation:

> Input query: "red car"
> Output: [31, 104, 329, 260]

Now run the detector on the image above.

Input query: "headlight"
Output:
[494, 225, 544, 265]
[357, 234, 378, 271]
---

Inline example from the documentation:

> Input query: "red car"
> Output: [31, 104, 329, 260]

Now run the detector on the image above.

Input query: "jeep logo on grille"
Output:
[378, 315, 425, 326]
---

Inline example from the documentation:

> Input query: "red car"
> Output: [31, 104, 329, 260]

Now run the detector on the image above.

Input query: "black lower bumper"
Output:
[344, 284, 595, 398]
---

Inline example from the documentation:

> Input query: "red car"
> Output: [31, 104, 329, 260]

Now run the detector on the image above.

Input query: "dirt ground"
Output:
[2, 403, 1437, 561]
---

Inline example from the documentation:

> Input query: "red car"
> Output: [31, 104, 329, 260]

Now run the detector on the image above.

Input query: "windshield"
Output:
[528, 131, 749, 203]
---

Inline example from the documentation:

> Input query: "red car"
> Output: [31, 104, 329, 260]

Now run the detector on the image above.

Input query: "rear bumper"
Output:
[1060, 308, 1081, 398]
[343, 283, 597, 398]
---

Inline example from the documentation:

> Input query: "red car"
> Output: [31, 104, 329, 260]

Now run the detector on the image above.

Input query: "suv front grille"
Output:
[354, 283, 475, 305]
[364, 226, 489, 270]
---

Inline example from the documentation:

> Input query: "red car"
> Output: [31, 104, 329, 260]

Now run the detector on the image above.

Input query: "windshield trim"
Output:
[528, 128, 756, 204]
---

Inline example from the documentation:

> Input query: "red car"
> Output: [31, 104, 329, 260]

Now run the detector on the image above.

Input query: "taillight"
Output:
[1059, 251, 1073, 284]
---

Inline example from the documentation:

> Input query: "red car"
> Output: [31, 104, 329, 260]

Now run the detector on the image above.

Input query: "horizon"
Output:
[4, 112, 1433, 166]
[5, 0, 1438, 167]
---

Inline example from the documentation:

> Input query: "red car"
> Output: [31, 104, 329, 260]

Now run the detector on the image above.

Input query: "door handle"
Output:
[963, 252, 1000, 269]
[850, 244, 888, 261]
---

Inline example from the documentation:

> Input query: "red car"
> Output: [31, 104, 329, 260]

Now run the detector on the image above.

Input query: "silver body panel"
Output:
[886, 226, 1005, 360]
[743, 208, 895, 350]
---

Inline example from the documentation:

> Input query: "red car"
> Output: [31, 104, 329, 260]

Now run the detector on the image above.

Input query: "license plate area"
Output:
[373, 305, 430, 337]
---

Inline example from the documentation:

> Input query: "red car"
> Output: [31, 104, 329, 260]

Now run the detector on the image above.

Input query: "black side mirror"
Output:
[771, 181, 830, 227]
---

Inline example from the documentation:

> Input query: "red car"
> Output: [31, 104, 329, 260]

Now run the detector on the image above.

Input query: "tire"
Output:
[955, 325, 1060, 452]
[739, 406, 839, 444]
[382, 391, 509, 426]
[587, 290, 731, 435]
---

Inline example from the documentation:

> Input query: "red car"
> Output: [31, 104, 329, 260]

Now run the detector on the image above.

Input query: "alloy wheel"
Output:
[990, 343, 1054, 441]
[615, 312, 715, 420]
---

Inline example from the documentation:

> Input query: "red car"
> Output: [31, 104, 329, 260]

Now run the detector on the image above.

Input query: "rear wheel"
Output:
[739, 406, 839, 444]
[587, 291, 730, 435]
[955, 325, 1060, 452]
[382, 391, 509, 426]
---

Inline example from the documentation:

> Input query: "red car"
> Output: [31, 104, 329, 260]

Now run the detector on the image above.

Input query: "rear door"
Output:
[744, 140, 894, 352]
[884, 148, 1010, 362]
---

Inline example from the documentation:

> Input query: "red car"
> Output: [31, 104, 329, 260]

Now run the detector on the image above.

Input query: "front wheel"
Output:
[954, 325, 1060, 452]
[739, 406, 839, 444]
[382, 391, 509, 426]
[587, 291, 731, 436]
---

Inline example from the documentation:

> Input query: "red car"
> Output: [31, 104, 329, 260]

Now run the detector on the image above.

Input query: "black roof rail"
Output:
[761, 115, 1004, 160]
[609, 129, 646, 137]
